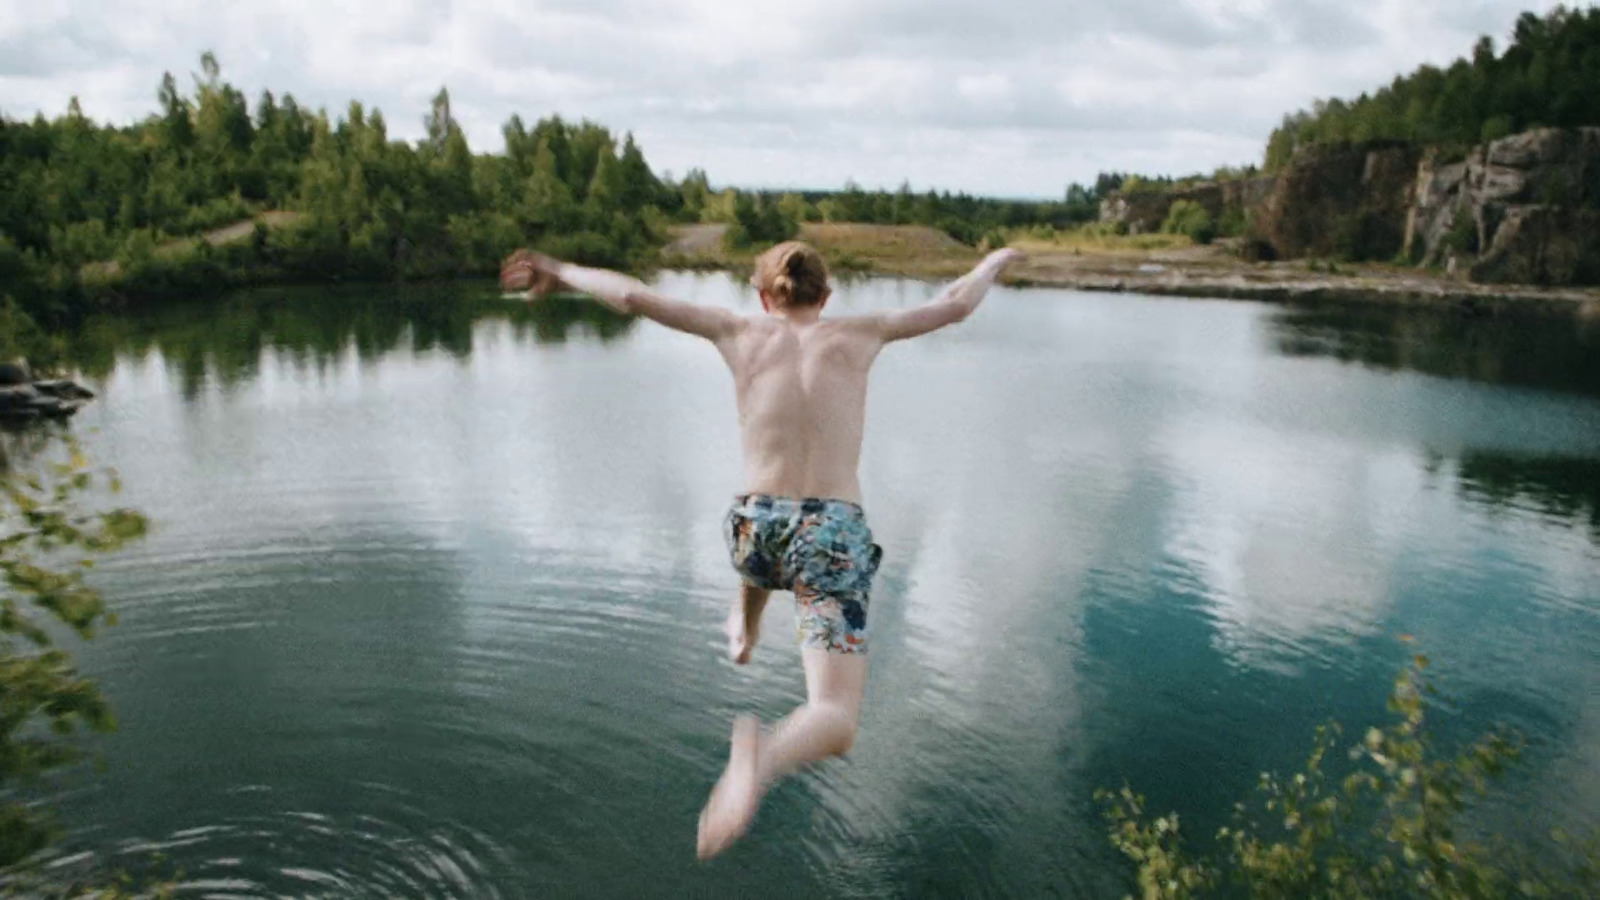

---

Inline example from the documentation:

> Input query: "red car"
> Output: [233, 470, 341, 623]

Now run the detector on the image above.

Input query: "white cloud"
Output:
[0, 0, 1571, 196]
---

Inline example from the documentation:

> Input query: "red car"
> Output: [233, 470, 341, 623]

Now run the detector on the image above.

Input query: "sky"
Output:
[0, 0, 1577, 198]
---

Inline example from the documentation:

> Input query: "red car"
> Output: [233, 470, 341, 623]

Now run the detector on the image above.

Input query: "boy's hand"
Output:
[979, 248, 1024, 276]
[500, 250, 563, 296]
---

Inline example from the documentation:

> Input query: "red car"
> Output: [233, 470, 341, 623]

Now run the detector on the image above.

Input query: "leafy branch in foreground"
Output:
[1100, 651, 1599, 899]
[0, 438, 147, 871]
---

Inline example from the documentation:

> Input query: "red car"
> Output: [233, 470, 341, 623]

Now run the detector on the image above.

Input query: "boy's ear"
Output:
[759, 290, 774, 313]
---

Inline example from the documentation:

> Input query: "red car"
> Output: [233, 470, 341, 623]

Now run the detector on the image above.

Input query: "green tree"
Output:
[616, 133, 659, 213]
[523, 138, 576, 233]
[675, 169, 711, 222]
[777, 192, 815, 224]
[1263, 6, 1600, 168]
[156, 72, 194, 155]
[723, 193, 798, 249]
[585, 141, 624, 218]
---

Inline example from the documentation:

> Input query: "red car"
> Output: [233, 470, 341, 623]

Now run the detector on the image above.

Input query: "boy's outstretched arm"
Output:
[502, 251, 741, 343]
[872, 248, 1024, 343]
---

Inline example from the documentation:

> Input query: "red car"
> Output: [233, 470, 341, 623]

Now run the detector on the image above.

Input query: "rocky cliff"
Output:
[1405, 128, 1600, 284]
[1098, 191, 1181, 234]
[1099, 127, 1600, 286]
[1251, 143, 1420, 262]
[1099, 178, 1270, 235]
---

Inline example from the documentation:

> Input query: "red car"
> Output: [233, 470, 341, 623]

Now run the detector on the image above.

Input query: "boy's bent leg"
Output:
[725, 583, 771, 665]
[696, 647, 868, 860]
[758, 646, 868, 782]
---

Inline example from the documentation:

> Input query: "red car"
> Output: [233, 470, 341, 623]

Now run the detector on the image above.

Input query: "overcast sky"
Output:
[0, 0, 1573, 198]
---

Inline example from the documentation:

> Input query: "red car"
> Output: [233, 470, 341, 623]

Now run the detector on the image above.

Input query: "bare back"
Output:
[717, 317, 882, 504]
[517, 248, 1019, 505]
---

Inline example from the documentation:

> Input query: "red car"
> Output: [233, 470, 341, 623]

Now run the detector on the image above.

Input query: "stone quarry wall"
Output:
[1249, 142, 1420, 261]
[1099, 127, 1600, 285]
[1098, 179, 1268, 234]
[1404, 127, 1600, 285]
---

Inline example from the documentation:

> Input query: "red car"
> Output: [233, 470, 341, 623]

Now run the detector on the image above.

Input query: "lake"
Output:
[32, 273, 1600, 897]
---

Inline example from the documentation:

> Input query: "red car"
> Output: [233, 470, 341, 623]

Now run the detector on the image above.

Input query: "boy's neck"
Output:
[774, 305, 823, 325]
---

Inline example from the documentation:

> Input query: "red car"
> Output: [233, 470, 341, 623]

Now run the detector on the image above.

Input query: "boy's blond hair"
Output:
[751, 241, 830, 308]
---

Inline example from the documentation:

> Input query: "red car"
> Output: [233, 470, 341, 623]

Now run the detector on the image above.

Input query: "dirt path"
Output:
[665, 223, 726, 254]
[196, 210, 303, 247]
[84, 211, 306, 280]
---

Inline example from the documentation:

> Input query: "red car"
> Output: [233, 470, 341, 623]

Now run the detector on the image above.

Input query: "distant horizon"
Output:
[0, 1, 1575, 197]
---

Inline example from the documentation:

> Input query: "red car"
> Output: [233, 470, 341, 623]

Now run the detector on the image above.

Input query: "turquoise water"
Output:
[35, 274, 1600, 897]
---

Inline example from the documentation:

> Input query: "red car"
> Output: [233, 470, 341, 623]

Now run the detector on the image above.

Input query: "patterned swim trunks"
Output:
[723, 494, 883, 654]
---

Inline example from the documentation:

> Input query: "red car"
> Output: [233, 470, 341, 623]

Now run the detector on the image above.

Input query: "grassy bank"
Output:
[660, 222, 984, 280]
[1006, 225, 1195, 256]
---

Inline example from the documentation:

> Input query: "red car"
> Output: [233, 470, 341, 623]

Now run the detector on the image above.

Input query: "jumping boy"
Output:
[500, 242, 1023, 860]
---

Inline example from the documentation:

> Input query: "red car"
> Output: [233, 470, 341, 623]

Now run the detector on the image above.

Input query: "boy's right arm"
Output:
[502, 251, 741, 343]
[871, 249, 1023, 343]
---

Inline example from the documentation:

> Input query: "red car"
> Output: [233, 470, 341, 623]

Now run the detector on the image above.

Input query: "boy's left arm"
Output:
[847, 248, 1023, 345]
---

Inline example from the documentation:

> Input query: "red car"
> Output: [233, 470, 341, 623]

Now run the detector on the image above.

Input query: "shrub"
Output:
[543, 230, 632, 269]
[979, 229, 1009, 252]
[0, 299, 58, 369]
[176, 192, 253, 236]
[939, 218, 982, 246]
[1162, 200, 1216, 245]
[1444, 211, 1479, 256]
[1480, 115, 1515, 143]
[1217, 208, 1249, 239]
[1100, 652, 1600, 899]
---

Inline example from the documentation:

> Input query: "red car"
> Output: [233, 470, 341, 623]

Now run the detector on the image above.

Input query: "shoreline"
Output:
[664, 223, 1600, 318]
[1001, 270, 1600, 316]
[67, 219, 1600, 321]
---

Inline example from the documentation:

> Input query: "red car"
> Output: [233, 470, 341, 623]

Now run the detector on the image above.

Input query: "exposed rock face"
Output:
[1099, 179, 1262, 234]
[1251, 142, 1421, 262]
[1101, 127, 1600, 286]
[1099, 191, 1180, 234]
[1404, 152, 1471, 268]
[1222, 176, 1275, 214]
[1467, 128, 1600, 284]
[1470, 206, 1600, 284]
[1247, 127, 1600, 285]
[1406, 128, 1600, 276]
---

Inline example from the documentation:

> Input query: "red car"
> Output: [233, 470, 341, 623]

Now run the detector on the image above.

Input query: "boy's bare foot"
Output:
[724, 610, 759, 665]
[697, 716, 763, 860]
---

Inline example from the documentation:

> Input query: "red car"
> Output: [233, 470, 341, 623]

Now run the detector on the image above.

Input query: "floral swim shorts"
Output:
[723, 494, 883, 654]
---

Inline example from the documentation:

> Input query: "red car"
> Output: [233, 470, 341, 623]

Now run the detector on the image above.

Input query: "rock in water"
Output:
[0, 370, 96, 423]
[31, 379, 96, 401]
[0, 359, 31, 386]
[0, 384, 41, 408]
